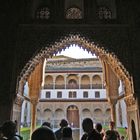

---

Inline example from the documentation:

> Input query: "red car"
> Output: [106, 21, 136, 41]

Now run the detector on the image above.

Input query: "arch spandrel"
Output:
[18, 34, 133, 100]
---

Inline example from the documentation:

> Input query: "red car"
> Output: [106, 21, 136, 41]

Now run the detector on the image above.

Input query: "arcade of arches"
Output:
[11, 36, 139, 140]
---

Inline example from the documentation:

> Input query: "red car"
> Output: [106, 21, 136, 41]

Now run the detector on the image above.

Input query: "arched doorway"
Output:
[67, 105, 79, 128]
[16, 34, 136, 139]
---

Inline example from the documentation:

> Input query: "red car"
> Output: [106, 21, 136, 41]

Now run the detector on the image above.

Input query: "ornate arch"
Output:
[18, 34, 133, 98]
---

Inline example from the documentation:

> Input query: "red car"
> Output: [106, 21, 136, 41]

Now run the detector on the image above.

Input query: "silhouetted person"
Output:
[103, 121, 120, 140]
[1, 120, 22, 140]
[42, 121, 51, 128]
[55, 119, 68, 140]
[0, 126, 3, 140]
[31, 126, 56, 140]
[95, 123, 104, 138]
[81, 118, 102, 140]
[62, 127, 73, 140]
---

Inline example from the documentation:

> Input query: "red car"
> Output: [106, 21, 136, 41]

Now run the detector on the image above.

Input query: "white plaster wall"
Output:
[24, 82, 29, 97]
[21, 100, 31, 125]
[21, 101, 26, 123]
[118, 80, 122, 93]
[26, 102, 31, 124]
[116, 99, 128, 128]
[40, 89, 106, 99]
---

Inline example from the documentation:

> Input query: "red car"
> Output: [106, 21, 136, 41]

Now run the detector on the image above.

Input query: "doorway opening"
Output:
[14, 34, 135, 140]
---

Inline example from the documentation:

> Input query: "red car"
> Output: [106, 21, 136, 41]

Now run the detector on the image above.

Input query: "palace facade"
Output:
[20, 55, 127, 130]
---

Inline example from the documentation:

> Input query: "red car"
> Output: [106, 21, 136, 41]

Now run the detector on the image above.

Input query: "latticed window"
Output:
[46, 92, 51, 98]
[95, 91, 100, 98]
[83, 91, 88, 98]
[98, 7, 112, 19]
[66, 7, 82, 19]
[69, 91, 77, 98]
[36, 7, 50, 19]
[57, 91, 62, 98]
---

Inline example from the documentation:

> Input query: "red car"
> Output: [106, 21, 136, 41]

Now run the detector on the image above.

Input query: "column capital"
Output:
[30, 97, 38, 105]
[108, 97, 118, 105]
[124, 94, 136, 107]
[14, 94, 24, 106]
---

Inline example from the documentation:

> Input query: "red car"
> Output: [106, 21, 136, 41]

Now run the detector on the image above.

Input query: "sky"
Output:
[56, 44, 96, 59]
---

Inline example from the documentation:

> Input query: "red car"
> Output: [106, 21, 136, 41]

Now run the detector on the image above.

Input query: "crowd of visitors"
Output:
[0, 120, 23, 140]
[0, 119, 127, 140]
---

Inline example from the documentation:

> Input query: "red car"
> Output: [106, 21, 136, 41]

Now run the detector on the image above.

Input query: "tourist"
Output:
[81, 118, 102, 140]
[1, 120, 22, 140]
[103, 121, 120, 140]
[41, 121, 51, 128]
[31, 126, 56, 140]
[55, 119, 68, 140]
[95, 123, 104, 138]
[61, 127, 73, 140]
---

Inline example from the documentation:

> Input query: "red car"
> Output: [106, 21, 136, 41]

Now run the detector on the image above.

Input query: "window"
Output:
[83, 91, 88, 98]
[73, 91, 76, 98]
[98, 7, 112, 19]
[36, 7, 50, 19]
[57, 91, 62, 98]
[69, 92, 72, 98]
[95, 91, 100, 98]
[66, 7, 82, 19]
[69, 91, 77, 98]
[46, 92, 51, 98]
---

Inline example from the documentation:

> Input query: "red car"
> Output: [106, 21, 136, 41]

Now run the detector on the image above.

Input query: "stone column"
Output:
[89, 74, 92, 89]
[13, 79, 25, 133]
[13, 94, 24, 133]
[64, 75, 67, 89]
[30, 98, 38, 134]
[28, 61, 43, 134]
[53, 76, 56, 89]
[104, 63, 119, 126]
[78, 74, 81, 89]
[108, 98, 117, 123]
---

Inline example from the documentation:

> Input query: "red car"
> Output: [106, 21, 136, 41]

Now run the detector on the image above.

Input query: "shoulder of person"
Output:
[92, 129, 102, 136]
[55, 128, 61, 133]
[12, 134, 23, 140]
[87, 130, 102, 140]
[81, 133, 88, 140]
[9, 136, 20, 140]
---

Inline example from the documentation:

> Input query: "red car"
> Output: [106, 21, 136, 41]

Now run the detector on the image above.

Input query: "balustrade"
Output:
[43, 84, 104, 89]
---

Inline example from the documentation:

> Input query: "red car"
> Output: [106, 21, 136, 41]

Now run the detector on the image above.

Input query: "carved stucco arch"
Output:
[18, 34, 134, 100]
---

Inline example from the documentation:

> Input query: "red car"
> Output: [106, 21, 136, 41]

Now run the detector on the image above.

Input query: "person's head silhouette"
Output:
[2, 120, 17, 139]
[60, 119, 68, 128]
[82, 118, 93, 133]
[31, 127, 56, 140]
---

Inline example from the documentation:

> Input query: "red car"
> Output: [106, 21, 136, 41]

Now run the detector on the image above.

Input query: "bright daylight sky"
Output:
[56, 44, 96, 59]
